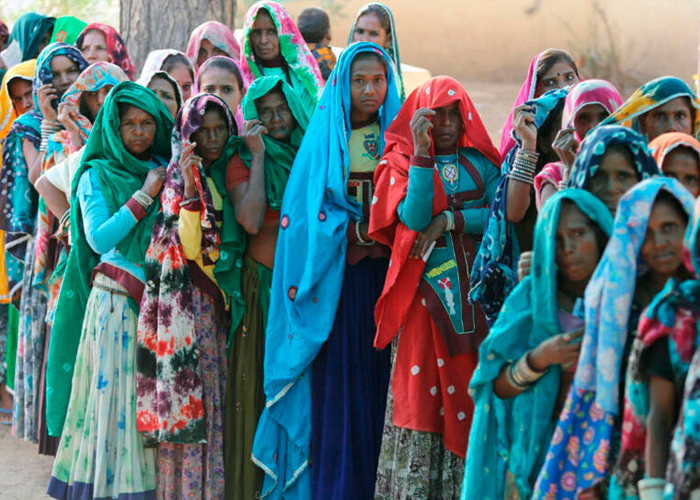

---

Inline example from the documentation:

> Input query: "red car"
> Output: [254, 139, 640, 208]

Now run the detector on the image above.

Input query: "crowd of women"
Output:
[0, 2, 699, 500]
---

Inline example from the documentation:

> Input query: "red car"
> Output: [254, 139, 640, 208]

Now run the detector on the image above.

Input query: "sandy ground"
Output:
[0, 80, 520, 499]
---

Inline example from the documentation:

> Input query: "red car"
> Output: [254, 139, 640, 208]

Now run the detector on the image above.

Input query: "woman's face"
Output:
[81, 84, 113, 123]
[8, 78, 33, 115]
[167, 62, 194, 102]
[148, 77, 178, 119]
[640, 198, 688, 281]
[250, 10, 280, 63]
[431, 102, 463, 152]
[640, 97, 693, 141]
[50, 55, 82, 99]
[349, 56, 387, 124]
[555, 204, 601, 285]
[663, 147, 700, 197]
[586, 148, 639, 214]
[573, 103, 609, 140]
[191, 108, 229, 166]
[256, 90, 295, 142]
[199, 67, 244, 114]
[34, 27, 53, 58]
[352, 13, 389, 49]
[119, 105, 157, 159]
[80, 30, 110, 64]
[196, 38, 228, 69]
[535, 60, 579, 97]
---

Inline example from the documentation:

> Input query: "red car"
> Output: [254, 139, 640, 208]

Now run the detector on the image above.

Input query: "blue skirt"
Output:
[311, 257, 391, 500]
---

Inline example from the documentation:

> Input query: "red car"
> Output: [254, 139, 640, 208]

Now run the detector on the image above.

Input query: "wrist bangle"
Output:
[134, 189, 154, 208]
[179, 196, 199, 207]
[442, 210, 455, 232]
[354, 221, 373, 245]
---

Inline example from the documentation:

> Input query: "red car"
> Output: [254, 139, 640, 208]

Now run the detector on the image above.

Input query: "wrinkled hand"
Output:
[141, 166, 167, 199]
[552, 127, 579, 169]
[410, 107, 435, 157]
[529, 328, 584, 371]
[517, 251, 533, 281]
[410, 213, 447, 259]
[512, 104, 537, 151]
[36, 84, 58, 121]
[241, 119, 266, 155]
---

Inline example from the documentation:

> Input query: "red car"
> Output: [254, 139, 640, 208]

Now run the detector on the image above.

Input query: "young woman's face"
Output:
[148, 77, 178, 119]
[81, 84, 113, 123]
[640, 97, 693, 141]
[80, 30, 110, 64]
[586, 148, 639, 214]
[8, 78, 33, 115]
[119, 105, 157, 158]
[431, 102, 463, 152]
[199, 67, 244, 114]
[250, 10, 280, 63]
[535, 60, 579, 97]
[640, 198, 688, 281]
[663, 147, 700, 197]
[555, 204, 601, 285]
[573, 103, 609, 140]
[349, 57, 387, 123]
[50, 55, 82, 98]
[196, 38, 229, 69]
[167, 62, 194, 102]
[256, 91, 295, 142]
[352, 13, 389, 49]
[191, 108, 229, 165]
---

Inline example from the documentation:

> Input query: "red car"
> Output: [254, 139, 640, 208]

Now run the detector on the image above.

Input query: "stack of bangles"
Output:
[40, 119, 62, 153]
[58, 209, 70, 228]
[505, 351, 546, 390]
[133, 189, 154, 210]
[508, 149, 539, 185]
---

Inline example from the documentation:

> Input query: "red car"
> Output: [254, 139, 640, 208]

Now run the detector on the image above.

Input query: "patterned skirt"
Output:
[157, 284, 228, 500]
[47, 272, 156, 500]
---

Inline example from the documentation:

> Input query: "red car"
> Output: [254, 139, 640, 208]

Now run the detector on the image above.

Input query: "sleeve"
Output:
[42, 148, 83, 194]
[457, 153, 501, 235]
[225, 153, 251, 192]
[177, 199, 203, 261]
[397, 155, 435, 232]
[77, 170, 145, 255]
[639, 337, 675, 382]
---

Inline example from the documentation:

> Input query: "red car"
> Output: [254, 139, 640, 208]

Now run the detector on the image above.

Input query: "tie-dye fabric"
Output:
[186, 21, 241, 66]
[76, 23, 135, 80]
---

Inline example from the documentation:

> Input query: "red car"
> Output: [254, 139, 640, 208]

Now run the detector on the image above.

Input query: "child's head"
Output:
[297, 7, 331, 45]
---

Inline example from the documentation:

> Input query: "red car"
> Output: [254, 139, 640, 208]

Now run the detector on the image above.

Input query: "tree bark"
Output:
[120, 0, 237, 75]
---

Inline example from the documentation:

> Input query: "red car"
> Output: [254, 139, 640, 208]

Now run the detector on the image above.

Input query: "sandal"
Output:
[0, 407, 12, 425]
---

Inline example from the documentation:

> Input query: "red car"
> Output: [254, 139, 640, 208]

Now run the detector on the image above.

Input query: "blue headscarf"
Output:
[470, 87, 568, 321]
[462, 189, 613, 500]
[251, 42, 401, 499]
[533, 177, 695, 499]
[567, 124, 660, 191]
[31, 42, 88, 112]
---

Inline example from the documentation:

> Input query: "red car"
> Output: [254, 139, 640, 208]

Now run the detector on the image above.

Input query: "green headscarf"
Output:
[50, 16, 87, 45]
[46, 80, 174, 437]
[8, 12, 55, 61]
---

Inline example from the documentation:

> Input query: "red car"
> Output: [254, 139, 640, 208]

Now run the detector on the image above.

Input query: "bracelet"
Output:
[510, 352, 546, 387]
[134, 189, 154, 208]
[442, 210, 455, 232]
[179, 196, 199, 207]
[58, 209, 70, 227]
[509, 169, 534, 185]
[354, 221, 374, 245]
[505, 362, 530, 390]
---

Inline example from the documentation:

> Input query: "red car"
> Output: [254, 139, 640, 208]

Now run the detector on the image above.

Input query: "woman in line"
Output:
[532, 177, 694, 499]
[47, 80, 173, 500]
[252, 42, 400, 499]
[0, 59, 38, 139]
[224, 75, 310, 500]
[370, 76, 500, 498]
[196, 55, 248, 128]
[348, 3, 404, 101]
[186, 20, 241, 70]
[240, 1, 323, 114]
[6, 12, 54, 63]
[137, 69, 183, 120]
[49, 16, 86, 46]
[535, 79, 624, 208]
[649, 131, 700, 197]
[463, 190, 613, 500]
[140, 49, 195, 102]
[75, 22, 135, 80]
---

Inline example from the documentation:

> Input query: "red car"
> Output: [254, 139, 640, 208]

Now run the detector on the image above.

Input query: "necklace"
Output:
[437, 157, 460, 194]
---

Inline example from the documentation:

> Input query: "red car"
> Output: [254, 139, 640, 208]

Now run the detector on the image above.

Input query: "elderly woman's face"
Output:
[119, 104, 156, 158]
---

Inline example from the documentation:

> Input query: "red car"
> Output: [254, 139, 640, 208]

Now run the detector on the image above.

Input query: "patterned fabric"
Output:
[462, 190, 613, 500]
[140, 48, 194, 85]
[50, 16, 86, 45]
[470, 88, 568, 321]
[649, 131, 700, 172]
[250, 42, 400, 500]
[240, 1, 323, 110]
[0, 59, 37, 140]
[562, 80, 623, 141]
[7, 12, 54, 62]
[47, 274, 157, 500]
[566, 125, 660, 192]
[347, 3, 405, 101]
[76, 23, 136, 80]
[186, 21, 241, 67]
[532, 177, 696, 499]
[600, 76, 700, 138]
[306, 43, 336, 82]
[32, 43, 89, 111]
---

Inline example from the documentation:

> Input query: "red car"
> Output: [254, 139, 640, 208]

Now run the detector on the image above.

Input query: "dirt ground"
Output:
[0, 80, 520, 500]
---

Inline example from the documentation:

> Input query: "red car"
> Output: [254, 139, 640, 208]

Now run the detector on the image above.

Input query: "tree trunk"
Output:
[120, 0, 237, 74]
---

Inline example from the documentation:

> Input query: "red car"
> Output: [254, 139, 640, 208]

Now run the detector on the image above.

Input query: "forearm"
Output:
[22, 139, 42, 186]
[35, 176, 69, 218]
[232, 153, 267, 234]
[493, 368, 526, 399]
[505, 180, 532, 222]
[645, 377, 677, 478]
[397, 156, 435, 231]
[459, 207, 490, 234]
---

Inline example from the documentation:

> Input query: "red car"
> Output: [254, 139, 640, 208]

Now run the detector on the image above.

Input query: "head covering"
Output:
[140, 49, 194, 82]
[370, 75, 499, 349]
[533, 177, 695, 498]
[0, 59, 36, 139]
[76, 23, 135, 80]
[50, 16, 87, 45]
[46, 81, 173, 437]
[7, 12, 55, 62]
[499, 50, 579, 162]
[186, 21, 241, 66]
[567, 124, 660, 191]
[464, 189, 613, 500]
[32, 42, 89, 113]
[563, 79, 623, 141]
[471, 87, 568, 321]
[137, 69, 184, 114]
[240, 1, 323, 109]
[649, 131, 700, 172]
[251, 42, 400, 499]
[600, 76, 700, 138]
[347, 2, 404, 101]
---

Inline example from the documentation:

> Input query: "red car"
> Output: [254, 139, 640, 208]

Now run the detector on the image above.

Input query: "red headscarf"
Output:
[76, 23, 135, 80]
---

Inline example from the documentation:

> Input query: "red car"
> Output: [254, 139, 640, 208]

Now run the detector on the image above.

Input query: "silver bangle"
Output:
[134, 189, 154, 208]
[442, 210, 455, 232]
[512, 352, 546, 386]
[354, 221, 373, 245]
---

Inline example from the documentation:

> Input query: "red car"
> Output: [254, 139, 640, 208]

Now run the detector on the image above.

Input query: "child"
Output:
[297, 7, 336, 82]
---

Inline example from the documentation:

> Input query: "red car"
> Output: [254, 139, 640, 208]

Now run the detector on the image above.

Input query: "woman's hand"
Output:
[57, 101, 82, 146]
[141, 166, 167, 199]
[410, 107, 435, 157]
[552, 127, 579, 169]
[517, 251, 533, 281]
[241, 119, 266, 156]
[36, 84, 58, 121]
[410, 213, 447, 259]
[512, 104, 537, 151]
[528, 328, 584, 371]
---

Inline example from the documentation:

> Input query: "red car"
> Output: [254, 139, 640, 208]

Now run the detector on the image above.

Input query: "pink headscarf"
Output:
[562, 79, 623, 140]
[186, 21, 241, 68]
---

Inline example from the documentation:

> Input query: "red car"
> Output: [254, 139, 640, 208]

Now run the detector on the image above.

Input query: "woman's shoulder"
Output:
[460, 146, 499, 169]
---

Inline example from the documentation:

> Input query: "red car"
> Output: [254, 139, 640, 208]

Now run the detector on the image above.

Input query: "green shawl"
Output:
[50, 16, 87, 45]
